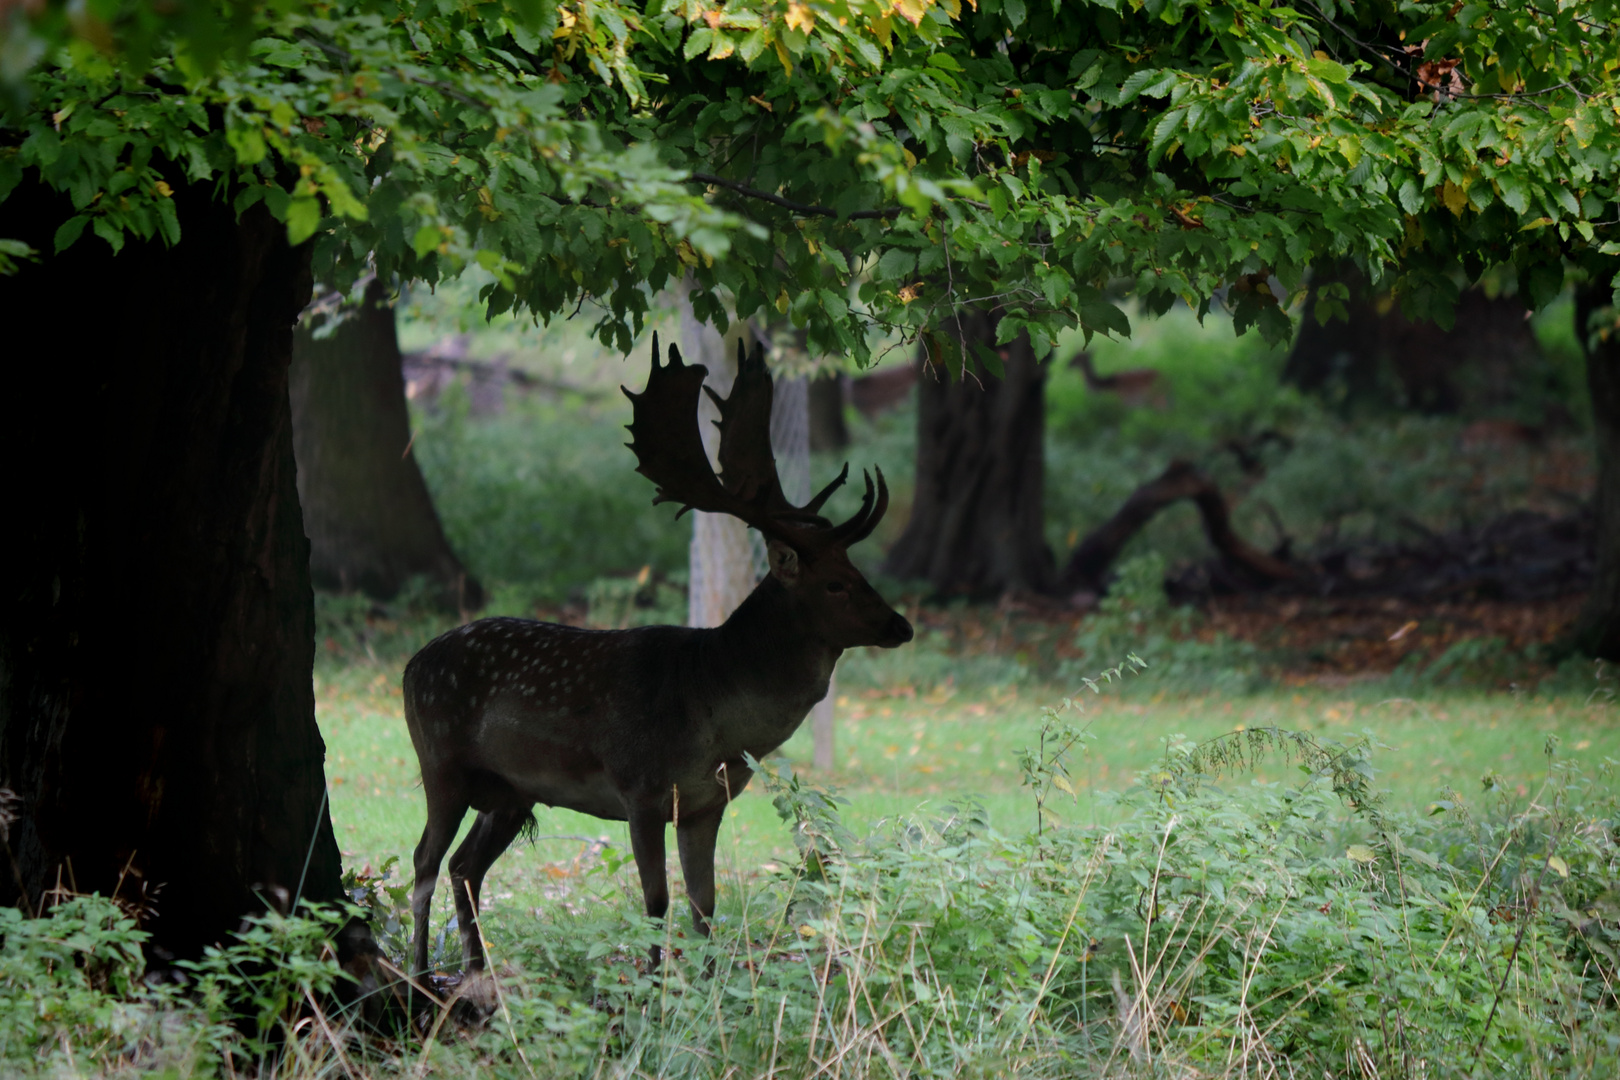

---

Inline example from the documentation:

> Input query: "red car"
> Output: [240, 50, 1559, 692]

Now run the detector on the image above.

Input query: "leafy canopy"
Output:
[3, 0, 1618, 368]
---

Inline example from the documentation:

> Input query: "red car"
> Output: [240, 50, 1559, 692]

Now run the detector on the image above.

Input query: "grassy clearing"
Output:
[316, 639, 1620, 934]
[13, 659, 1619, 1078]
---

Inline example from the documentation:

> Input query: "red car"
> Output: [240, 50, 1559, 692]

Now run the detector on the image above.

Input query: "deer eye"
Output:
[826, 581, 846, 594]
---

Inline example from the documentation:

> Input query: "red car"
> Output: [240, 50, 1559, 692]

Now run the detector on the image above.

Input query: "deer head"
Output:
[623, 334, 912, 650]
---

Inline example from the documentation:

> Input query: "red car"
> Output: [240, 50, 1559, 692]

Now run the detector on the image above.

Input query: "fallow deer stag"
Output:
[403, 335, 912, 978]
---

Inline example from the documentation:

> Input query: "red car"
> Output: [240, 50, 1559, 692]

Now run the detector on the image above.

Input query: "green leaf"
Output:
[1117, 68, 1165, 103]
[285, 196, 322, 246]
[1305, 58, 1350, 85]
[54, 215, 89, 253]
[91, 217, 124, 254]
[413, 225, 442, 259]
[226, 125, 267, 167]
[684, 28, 713, 61]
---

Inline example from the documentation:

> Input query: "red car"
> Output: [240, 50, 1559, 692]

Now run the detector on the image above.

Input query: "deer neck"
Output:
[704, 575, 840, 748]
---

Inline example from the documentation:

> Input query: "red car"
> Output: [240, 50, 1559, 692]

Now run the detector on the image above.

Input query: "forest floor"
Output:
[317, 594, 1617, 934]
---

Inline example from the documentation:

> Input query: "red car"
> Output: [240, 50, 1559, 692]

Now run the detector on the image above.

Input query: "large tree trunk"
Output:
[1573, 285, 1620, 660]
[290, 280, 483, 611]
[883, 310, 1053, 597]
[1286, 260, 1544, 416]
[0, 182, 343, 958]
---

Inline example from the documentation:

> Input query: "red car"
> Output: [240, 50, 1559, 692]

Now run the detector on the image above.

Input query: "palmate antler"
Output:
[623, 333, 888, 552]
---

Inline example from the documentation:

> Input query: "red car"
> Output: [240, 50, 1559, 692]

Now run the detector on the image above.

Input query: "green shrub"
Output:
[1067, 553, 1264, 695]
[411, 386, 689, 604]
[5, 709, 1617, 1078]
[0, 896, 150, 1067]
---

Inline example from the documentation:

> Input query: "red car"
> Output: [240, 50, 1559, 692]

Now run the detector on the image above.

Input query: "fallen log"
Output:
[1057, 459, 1297, 604]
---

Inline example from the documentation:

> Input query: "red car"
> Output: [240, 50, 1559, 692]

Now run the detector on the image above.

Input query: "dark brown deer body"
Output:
[404, 336, 911, 977]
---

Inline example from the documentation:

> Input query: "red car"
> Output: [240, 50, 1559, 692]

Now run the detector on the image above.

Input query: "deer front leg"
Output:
[627, 805, 670, 966]
[676, 807, 724, 937]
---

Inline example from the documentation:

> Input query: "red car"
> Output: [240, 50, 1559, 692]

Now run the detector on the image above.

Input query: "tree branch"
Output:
[687, 172, 903, 221]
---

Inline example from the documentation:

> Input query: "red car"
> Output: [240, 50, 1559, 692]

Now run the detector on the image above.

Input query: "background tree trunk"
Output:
[0, 183, 342, 959]
[1573, 285, 1620, 660]
[290, 280, 483, 611]
[883, 309, 1053, 597]
[1286, 260, 1545, 417]
[808, 375, 849, 452]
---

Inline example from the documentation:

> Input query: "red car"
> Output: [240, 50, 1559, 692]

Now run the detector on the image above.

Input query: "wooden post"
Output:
[811, 680, 836, 771]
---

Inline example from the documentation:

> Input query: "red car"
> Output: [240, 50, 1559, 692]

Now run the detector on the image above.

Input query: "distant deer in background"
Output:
[403, 336, 912, 977]
[1070, 351, 1169, 410]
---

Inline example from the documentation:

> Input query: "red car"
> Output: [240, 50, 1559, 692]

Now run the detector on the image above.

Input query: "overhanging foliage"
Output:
[2, 0, 1618, 366]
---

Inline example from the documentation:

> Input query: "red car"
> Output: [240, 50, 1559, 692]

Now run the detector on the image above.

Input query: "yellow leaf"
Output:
[1346, 844, 1377, 864]
[1548, 856, 1569, 878]
[894, 0, 928, 27]
[775, 289, 790, 314]
[775, 37, 793, 77]
[1440, 180, 1470, 216]
[871, 13, 893, 50]
[153, 181, 173, 198]
[1052, 774, 1076, 795]
[785, 1, 815, 32]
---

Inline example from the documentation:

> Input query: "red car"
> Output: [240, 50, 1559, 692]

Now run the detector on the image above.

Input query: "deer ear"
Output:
[766, 538, 801, 583]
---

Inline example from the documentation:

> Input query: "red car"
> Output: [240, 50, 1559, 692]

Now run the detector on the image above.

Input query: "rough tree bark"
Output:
[290, 279, 483, 611]
[1573, 285, 1620, 660]
[883, 309, 1053, 597]
[0, 182, 343, 959]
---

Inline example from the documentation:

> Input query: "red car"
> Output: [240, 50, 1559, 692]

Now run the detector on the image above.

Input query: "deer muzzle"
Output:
[879, 611, 914, 648]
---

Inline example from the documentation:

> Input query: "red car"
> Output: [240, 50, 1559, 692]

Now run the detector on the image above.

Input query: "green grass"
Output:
[318, 647, 1620, 925]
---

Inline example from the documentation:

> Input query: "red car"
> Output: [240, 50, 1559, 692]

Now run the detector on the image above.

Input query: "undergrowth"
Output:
[6, 669, 1617, 1078]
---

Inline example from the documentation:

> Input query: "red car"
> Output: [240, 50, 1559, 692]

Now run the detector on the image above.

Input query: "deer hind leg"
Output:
[627, 806, 669, 966]
[411, 787, 470, 981]
[676, 807, 724, 937]
[447, 806, 532, 971]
